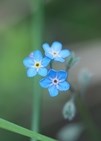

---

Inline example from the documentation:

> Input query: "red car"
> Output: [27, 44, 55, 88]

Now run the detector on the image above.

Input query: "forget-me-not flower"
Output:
[40, 69, 70, 96]
[42, 41, 70, 62]
[23, 50, 50, 77]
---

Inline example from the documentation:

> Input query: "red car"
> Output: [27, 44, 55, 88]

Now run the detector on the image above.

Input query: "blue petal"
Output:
[23, 57, 33, 67]
[54, 57, 65, 62]
[48, 69, 57, 78]
[42, 57, 51, 67]
[51, 41, 62, 51]
[33, 50, 42, 61]
[57, 70, 67, 81]
[42, 43, 51, 53]
[40, 77, 51, 88]
[45, 52, 53, 59]
[60, 50, 70, 58]
[38, 68, 47, 76]
[27, 68, 37, 77]
[58, 81, 70, 91]
[48, 85, 58, 97]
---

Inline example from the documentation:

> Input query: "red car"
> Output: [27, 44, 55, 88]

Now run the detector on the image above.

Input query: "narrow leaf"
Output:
[0, 118, 57, 141]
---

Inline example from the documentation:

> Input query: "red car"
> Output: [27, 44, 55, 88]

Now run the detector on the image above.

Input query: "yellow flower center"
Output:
[34, 61, 42, 69]
[36, 63, 40, 67]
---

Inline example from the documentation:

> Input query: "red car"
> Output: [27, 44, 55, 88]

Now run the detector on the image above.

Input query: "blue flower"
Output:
[42, 41, 71, 62]
[40, 69, 70, 96]
[23, 50, 50, 77]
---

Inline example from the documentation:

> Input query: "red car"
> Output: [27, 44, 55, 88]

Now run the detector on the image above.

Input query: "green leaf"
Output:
[0, 118, 57, 141]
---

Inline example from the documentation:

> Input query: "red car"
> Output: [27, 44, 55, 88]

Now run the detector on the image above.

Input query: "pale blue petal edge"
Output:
[33, 50, 42, 61]
[40, 78, 51, 88]
[54, 57, 65, 62]
[38, 68, 47, 76]
[58, 81, 70, 91]
[60, 50, 71, 58]
[48, 85, 58, 97]
[27, 68, 37, 77]
[51, 41, 62, 51]
[23, 57, 33, 67]
[42, 57, 51, 67]
[42, 43, 51, 53]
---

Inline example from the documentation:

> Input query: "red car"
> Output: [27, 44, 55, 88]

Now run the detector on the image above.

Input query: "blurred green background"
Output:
[0, 0, 101, 141]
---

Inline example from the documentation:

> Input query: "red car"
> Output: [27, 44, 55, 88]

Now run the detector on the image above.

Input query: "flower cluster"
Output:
[23, 41, 71, 96]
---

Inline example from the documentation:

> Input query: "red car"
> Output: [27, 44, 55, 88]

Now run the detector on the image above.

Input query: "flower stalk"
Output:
[30, 0, 44, 139]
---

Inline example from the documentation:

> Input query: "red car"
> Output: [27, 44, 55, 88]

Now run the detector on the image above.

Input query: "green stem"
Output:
[32, 76, 42, 132]
[0, 118, 57, 141]
[31, 0, 44, 48]
[30, 0, 44, 137]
